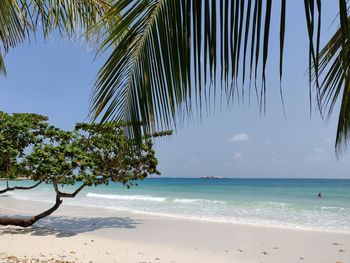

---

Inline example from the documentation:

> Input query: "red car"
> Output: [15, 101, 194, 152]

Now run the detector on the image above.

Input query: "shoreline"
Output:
[5, 193, 350, 235]
[1, 196, 350, 262]
[2, 178, 350, 235]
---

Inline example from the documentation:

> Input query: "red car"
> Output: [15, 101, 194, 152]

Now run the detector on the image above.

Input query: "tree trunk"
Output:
[0, 183, 86, 227]
[0, 195, 62, 227]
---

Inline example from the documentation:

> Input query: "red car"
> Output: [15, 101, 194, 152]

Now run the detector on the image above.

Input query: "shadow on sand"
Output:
[0, 216, 143, 237]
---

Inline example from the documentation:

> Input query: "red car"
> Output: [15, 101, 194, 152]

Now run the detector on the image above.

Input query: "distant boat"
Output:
[200, 176, 224, 179]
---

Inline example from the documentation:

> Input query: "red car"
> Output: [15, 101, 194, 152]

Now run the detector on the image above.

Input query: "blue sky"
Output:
[1, 2, 350, 178]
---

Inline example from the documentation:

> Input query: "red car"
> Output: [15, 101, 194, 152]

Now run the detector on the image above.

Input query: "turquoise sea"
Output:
[2, 178, 350, 233]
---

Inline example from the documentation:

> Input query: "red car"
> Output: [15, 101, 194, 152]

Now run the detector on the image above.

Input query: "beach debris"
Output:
[299, 256, 304, 260]
[339, 249, 345, 252]
[272, 247, 278, 249]
[261, 251, 269, 255]
[333, 242, 341, 246]
[0, 254, 75, 263]
[237, 249, 243, 252]
[155, 257, 161, 260]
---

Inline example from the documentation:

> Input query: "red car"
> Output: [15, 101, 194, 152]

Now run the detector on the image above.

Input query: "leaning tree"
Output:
[0, 112, 169, 227]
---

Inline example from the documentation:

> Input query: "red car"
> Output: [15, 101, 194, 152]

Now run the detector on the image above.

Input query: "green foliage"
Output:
[1, 112, 163, 188]
[3, 0, 350, 155]
[313, 13, 350, 156]
[88, 0, 350, 155]
[0, 112, 166, 227]
[89, 0, 301, 139]
[0, 0, 112, 75]
[0, 111, 48, 179]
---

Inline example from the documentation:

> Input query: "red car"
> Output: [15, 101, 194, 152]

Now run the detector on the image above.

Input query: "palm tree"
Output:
[89, 0, 350, 156]
[0, 0, 111, 75]
[1, 1, 349, 155]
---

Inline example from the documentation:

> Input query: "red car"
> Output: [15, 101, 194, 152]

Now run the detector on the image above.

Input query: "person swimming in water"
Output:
[318, 192, 322, 197]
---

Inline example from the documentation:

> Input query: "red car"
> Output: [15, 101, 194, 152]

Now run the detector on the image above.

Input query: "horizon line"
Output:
[147, 177, 350, 180]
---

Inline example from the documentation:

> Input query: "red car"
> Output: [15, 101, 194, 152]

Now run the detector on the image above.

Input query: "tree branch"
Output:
[0, 194, 62, 227]
[0, 182, 86, 227]
[53, 180, 86, 198]
[58, 184, 86, 198]
[0, 182, 42, 194]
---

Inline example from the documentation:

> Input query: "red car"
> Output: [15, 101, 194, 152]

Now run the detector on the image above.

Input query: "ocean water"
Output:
[2, 178, 350, 233]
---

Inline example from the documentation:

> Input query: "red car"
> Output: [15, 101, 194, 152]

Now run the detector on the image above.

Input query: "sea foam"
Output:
[86, 193, 166, 202]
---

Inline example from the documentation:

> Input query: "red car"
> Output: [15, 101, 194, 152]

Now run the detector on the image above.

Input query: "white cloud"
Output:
[232, 152, 244, 161]
[229, 133, 249, 142]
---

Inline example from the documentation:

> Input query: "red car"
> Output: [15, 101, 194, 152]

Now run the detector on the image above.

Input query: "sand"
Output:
[0, 196, 349, 263]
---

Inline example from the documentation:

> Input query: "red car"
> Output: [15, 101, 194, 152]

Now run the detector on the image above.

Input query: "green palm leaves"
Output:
[0, 0, 110, 75]
[2, 1, 350, 154]
[91, 0, 287, 139]
[313, 0, 350, 155]
[0, 0, 26, 75]
[91, 0, 350, 154]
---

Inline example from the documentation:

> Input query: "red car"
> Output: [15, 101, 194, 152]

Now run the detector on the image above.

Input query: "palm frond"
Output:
[0, 0, 28, 75]
[23, 0, 110, 40]
[0, 53, 7, 76]
[0, 0, 111, 77]
[91, 0, 288, 139]
[314, 8, 350, 156]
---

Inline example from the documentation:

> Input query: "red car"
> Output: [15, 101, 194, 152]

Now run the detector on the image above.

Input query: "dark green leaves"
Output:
[22, 118, 163, 187]
[0, 111, 164, 187]
[91, 0, 283, 140]
[279, 0, 286, 84]
[90, 0, 350, 155]
[0, 0, 27, 75]
[313, 2, 350, 156]
[0, 111, 49, 179]
[0, 0, 110, 76]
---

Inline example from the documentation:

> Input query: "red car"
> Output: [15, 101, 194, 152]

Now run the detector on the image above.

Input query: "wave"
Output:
[172, 198, 226, 205]
[86, 193, 166, 202]
[107, 209, 350, 234]
[7, 191, 350, 233]
[263, 201, 287, 208]
[321, 206, 347, 212]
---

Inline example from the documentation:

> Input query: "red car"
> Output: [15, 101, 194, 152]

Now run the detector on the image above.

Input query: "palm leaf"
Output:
[0, 53, 7, 75]
[93, 0, 350, 155]
[91, 0, 288, 140]
[0, 0, 111, 76]
[0, 0, 28, 75]
[314, 7, 350, 156]
[24, 0, 110, 40]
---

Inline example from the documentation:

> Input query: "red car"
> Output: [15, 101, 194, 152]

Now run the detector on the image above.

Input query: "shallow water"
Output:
[2, 178, 350, 232]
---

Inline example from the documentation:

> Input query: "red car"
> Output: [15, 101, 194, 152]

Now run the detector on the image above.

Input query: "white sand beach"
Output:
[0, 196, 349, 263]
